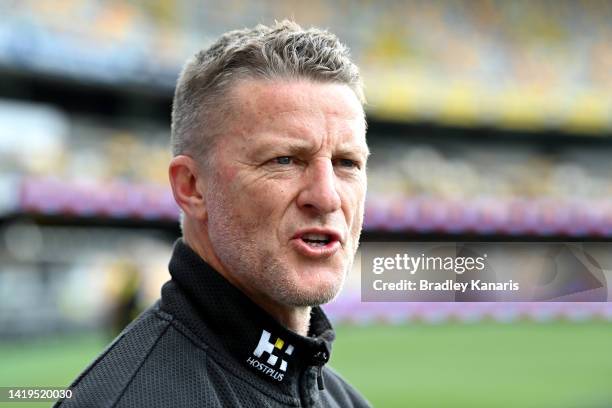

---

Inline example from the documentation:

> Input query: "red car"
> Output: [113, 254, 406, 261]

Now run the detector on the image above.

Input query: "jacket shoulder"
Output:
[321, 365, 372, 408]
[54, 304, 213, 408]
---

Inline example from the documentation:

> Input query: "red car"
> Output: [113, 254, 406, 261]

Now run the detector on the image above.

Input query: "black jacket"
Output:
[55, 239, 371, 407]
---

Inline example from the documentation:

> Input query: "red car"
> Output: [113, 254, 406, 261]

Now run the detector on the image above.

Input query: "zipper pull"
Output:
[316, 364, 325, 390]
[312, 342, 330, 391]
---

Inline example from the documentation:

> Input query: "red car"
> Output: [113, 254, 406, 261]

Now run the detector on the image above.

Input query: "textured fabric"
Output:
[54, 239, 371, 407]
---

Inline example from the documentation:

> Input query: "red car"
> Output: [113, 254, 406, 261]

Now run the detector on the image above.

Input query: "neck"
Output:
[260, 302, 311, 337]
[182, 219, 311, 336]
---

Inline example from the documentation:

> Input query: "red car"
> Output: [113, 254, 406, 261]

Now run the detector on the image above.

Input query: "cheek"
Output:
[215, 159, 239, 185]
[341, 182, 367, 224]
[228, 180, 292, 226]
[349, 206, 365, 238]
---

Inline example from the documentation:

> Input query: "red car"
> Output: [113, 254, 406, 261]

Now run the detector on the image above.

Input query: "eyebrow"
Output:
[251, 136, 370, 160]
[249, 136, 312, 158]
[336, 142, 371, 159]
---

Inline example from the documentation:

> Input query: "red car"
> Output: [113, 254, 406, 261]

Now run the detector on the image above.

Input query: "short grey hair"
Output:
[170, 20, 365, 166]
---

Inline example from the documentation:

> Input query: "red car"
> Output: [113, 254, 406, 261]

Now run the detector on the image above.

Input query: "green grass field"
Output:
[1, 322, 612, 407]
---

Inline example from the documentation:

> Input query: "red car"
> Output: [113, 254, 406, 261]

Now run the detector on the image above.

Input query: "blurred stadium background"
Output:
[1, 0, 612, 407]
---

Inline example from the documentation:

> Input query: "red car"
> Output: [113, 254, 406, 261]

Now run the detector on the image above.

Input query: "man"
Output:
[56, 20, 371, 407]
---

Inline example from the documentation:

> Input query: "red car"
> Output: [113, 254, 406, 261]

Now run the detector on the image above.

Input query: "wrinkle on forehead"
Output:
[231, 78, 364, 123]
[216, 78, 368, 161]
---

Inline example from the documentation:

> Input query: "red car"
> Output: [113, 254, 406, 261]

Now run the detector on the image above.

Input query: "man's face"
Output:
[204, 79, 368, 307]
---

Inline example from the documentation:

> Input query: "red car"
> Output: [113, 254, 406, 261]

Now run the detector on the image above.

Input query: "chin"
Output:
[264, 255, 348, 306]
[295, 262, 344, 283]
[292, 273, 345, 306]
[283, 284, 342, 307]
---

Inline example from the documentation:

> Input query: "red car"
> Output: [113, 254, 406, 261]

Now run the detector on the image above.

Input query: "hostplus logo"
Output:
[246, 330, 294, 382]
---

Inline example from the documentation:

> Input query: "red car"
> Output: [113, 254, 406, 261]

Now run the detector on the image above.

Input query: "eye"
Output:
[274, 156, 293, 165]
[336, 158, 359, 169]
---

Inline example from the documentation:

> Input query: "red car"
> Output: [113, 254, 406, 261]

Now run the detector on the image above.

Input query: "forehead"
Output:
[225, 79, 367, 142]
[231, 78, 363, 114]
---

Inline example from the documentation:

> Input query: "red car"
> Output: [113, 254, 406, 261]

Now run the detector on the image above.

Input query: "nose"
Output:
[296, 158, 341, 214]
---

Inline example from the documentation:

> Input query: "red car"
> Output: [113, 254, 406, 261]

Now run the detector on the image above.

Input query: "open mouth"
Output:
[300, 233, 333, 247]
[291, 229, 341, 258]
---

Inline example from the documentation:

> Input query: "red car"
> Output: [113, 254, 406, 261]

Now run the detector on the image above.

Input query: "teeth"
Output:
[302, 233, 330, 241]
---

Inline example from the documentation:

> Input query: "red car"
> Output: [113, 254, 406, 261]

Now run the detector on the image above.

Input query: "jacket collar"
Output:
[161, 239, 335, 393]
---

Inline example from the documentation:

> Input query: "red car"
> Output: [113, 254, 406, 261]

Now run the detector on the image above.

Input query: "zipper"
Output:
[316, 364, 325, 390]
[311, 341, 331, 391]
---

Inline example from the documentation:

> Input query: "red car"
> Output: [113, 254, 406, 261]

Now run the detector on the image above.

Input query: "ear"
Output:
[169, 155, 208, 221]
